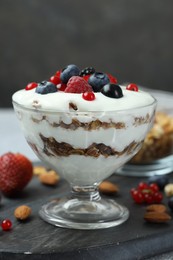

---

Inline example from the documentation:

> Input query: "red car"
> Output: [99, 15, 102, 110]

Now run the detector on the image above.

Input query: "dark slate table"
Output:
[1, 170, 173, 260]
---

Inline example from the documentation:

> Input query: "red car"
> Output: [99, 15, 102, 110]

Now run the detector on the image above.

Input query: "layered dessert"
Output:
[12, 64, 156, 185]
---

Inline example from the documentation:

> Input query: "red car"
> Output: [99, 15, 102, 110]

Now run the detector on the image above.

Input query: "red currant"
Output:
[130, 188, 136, 196]
[143, 193, 154, 204]
[131, 190, 144, 204]
[49, 75, 61, 85]
[126, 83, 138, 92]
[153, 192, 163, 203]
[82, 92, 95, 101]
[58, 83, 67, 91]
[149, 183, 159, 192]
[82, 75, 90, 82]
[55, 70, 61, 77]
[138, 182, 149, 190]
[1, 219, 12, 231]
[107, 73, 118, 84]
[25, 82, 38, 91]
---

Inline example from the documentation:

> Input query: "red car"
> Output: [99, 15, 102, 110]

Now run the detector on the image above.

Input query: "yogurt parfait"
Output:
[12, 64, 156, 229]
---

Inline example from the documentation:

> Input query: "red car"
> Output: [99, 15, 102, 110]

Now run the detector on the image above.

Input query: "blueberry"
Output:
[101, 84, 123, 98]
[88, 72, 110, 92]
[35, 81, 57, 94]
[168, 197, 173, 210]
[60, 64, 80, 83]
[148, 175, 169, 190]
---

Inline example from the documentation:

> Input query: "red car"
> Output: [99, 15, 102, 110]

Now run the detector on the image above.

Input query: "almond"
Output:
[33, 166, 47, 176]
[144, 211, 171, 223]
[146, 204, 167, 213]
[14, 205, 32, 220]
[39, 170, 60, 186]
[99, 181, 119, 194]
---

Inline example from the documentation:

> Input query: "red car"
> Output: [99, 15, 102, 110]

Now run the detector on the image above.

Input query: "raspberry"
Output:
[65, 76, 93, 93]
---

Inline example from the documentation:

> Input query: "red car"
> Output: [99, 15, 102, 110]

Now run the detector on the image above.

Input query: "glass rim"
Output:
[12, 98, 157, 115]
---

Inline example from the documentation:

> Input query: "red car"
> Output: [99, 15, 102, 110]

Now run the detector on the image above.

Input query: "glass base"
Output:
[39, 197, 129, 230]
[116, 155, 173, 177]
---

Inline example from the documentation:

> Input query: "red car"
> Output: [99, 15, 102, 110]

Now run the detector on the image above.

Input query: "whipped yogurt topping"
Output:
[12, 86, 155, 112]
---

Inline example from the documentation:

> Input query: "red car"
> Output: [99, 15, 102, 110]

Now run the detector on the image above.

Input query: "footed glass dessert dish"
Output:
[12, 64, 156, 229]
[12, 100, 156, 229]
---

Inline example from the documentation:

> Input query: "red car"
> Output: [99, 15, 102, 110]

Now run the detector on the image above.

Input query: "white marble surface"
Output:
[0, 108, 37, 161]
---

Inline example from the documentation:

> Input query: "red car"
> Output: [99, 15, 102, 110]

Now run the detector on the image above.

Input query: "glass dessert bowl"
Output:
[12, 99, 156, 229]
[117, 89, 173, 177]
[12, 64, 156, 229]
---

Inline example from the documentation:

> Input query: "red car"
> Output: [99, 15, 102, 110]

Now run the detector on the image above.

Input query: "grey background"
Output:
[0, 0, 173, 107]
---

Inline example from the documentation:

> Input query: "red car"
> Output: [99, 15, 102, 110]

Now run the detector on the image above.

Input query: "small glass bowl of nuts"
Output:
[117, 89, 173, 177]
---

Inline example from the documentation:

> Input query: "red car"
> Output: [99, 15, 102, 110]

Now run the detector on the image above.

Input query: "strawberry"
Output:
[0, 152, 33, 196]
[65, 76, 93, 93]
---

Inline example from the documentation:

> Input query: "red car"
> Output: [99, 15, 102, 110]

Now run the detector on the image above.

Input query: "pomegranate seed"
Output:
[126, 83, 138, 92]
[25, 82, 38, 91]
[82, 92, 95, 101]
[1, 219, 12, 231]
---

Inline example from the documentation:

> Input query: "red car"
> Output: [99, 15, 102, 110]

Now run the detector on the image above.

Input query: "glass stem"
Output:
[71, 184, 101, 201]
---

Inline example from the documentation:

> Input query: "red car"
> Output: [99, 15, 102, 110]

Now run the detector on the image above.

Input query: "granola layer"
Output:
[31, 112, 153, 130]
[39, 133, 142, 158]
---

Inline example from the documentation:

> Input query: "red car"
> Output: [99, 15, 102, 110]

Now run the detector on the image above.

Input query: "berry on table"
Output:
[25, 82, 38, 91]
[126, 83, 139, 92]
[0, 152, 33, 196]
[101, 84, 123, 99]
[65, 76, 93, 93]
[88, 72, 110, 92]
[35, 81, 57, 94]
[138, 182, 149, 190]
[130, 181, 163, 204]
[131, 189, 144, 204]
[79, 67, 95, 77]
[1, 219, 12, 231]
[82, 92, 95, 101]
[60, 64, 80, 84]
[149, 183, 159, 192]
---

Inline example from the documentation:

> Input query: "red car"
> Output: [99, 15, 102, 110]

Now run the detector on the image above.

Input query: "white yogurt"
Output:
[12, 86, 155, 112]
